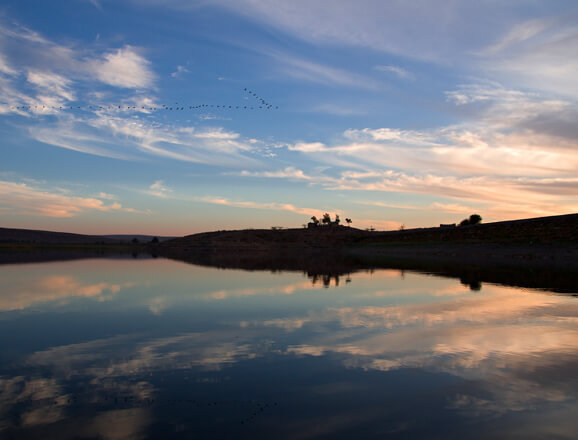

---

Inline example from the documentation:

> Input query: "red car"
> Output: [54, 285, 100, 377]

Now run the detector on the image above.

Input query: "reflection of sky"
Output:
[1, 258, 578, 438]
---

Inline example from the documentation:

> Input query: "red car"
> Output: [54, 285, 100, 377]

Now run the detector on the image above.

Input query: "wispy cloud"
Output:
[237, 167, 312, 181]
[374, 65, 414, 80]
[146, 180, 173, 198]
[199, 196, 325, 217]
[267, 50, 381, 90]
[360, 201, 474, 215]
[29, 115, 266, 167]
[0, 180, 140, 217]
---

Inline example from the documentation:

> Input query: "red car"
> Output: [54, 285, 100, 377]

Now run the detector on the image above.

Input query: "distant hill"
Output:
[104, 235, 177, 243]
[161, 213, 578, 251]
[2, 213, 576, 249]
[161, 224, 372, 251]
[0, 227, 124, 245]
[158, 213, 578, 271]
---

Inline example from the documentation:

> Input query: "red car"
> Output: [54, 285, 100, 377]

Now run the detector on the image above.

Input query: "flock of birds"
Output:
[9, 88, 278, 113]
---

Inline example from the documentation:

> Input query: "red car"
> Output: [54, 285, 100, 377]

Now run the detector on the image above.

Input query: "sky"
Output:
[0, 0, 577, 235]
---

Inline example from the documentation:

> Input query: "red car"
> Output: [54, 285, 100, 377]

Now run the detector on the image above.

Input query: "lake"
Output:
[1, 254, 578, 439]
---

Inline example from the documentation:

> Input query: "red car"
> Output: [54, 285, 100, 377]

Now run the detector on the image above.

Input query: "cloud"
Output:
[29, 115, 265, 167]
[90, 46, 156, 89]
[276, 82, 578, 220]
[170, 65, 190, 78]
[237, 167, 312, 181]
[199, 196, 325, 217]
[26, 70, 76, 101]
[360, 200, 474, 215]
[0, 180, 139, 217]
[477, 16, 578, 98]
[146, 180, 173, 198]
[374, 65, 414, 80]
[0, 20, 156, 116]
[268, 50, 381, 89]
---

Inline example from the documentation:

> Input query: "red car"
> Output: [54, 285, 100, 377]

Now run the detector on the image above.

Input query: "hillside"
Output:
[0, 227, 124, 245]
[161, 213, 578, 250]
[362, 212, 578, 246]
[161, 224, 371, 251]
[158, 214, 578, 271]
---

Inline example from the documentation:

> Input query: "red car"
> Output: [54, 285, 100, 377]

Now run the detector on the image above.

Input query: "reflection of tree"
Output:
[310, 273, 342, 287]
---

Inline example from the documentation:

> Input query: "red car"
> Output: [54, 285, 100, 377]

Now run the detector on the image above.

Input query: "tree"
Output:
[459, 213, 482, 226]
[322, 213, 331, 225]
[310, 216, 320, 226]
[469, 214, 482, 225]
[334, 214, 340, 225]
[345, 218, 352, 227]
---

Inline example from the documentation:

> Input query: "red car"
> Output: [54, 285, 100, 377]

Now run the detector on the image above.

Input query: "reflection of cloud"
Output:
[272, 285, 578, 415]
[87, 408, 151, 440]
[207, 280, 319, 300]
[0, 275, 135, 311]
[0, 373, 153, 438]
[26, 331, 263, 376]
[147, 297, 168, 315]
[0, 376, 66, 429]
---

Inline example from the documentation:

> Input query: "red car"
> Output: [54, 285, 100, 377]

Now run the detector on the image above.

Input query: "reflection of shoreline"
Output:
[1, 246, 576, 293]
[0, 248, 153, 265]
[159, 248, 578, 294]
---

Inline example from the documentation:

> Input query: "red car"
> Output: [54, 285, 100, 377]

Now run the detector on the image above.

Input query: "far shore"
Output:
[1, 213, 576, 270]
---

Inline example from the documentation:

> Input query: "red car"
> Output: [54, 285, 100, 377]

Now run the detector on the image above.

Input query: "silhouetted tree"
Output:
[310, 216, 320, 226]
[334, 214, 340, 225]
[345, 218, 352, 226]
[469, 214, 482, 225]
[459, 213, 482, 226]
[322, 213, 331, 225]
[150, 237, 159, 244]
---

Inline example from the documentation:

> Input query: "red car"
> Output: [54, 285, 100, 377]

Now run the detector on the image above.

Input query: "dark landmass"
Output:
[159, 213, 578, 268]
[0, 227, 124, 245]
[156, 213, 578, 293]
[0, 227, 174, 245]
[104, 234, 177, 242]
[162, 213, 578, 250]
[1, 213, 576, 293]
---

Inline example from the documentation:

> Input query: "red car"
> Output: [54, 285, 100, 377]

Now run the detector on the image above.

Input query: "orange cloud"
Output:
[0, 180, 139, 217]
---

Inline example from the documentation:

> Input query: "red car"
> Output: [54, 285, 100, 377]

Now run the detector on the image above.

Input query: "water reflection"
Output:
[0, 256, 577, 438]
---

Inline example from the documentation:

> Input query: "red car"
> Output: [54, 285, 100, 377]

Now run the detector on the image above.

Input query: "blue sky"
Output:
[1, 0, 577, 235]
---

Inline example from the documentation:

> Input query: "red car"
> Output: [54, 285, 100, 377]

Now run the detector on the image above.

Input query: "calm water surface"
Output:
[1, 256, 578, 439]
